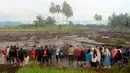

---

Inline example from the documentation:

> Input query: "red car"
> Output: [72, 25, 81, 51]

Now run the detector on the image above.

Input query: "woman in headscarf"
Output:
[115, 49, 123, 67]
[85, 49, 92, 67]
[103, 48, 111, 68]
[111, 46, 117, 65]
[91, 49, 98, 67]
[96, 46, 101, 66]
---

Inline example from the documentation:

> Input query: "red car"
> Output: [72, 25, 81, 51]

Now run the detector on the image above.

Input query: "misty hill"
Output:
[0, 21, 23, 27]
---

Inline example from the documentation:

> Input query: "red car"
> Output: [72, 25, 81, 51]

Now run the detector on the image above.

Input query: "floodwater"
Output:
[0, 35, 103, 50]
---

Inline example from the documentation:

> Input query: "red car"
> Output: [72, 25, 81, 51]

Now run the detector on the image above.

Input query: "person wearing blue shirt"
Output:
[85, 49, 92, 67]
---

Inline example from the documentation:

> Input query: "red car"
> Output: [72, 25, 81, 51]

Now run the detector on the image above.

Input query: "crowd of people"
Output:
[1, 44, 130, 68]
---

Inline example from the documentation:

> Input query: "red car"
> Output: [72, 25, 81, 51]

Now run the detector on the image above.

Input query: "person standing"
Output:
[5, 46, 10, 64]
[96, 46, 101, 67]
[77, 46, 83, 66]
[59, 47, 64, 62]
[68, 45, 74, 64]
[31, 48, 36, 60]
[80, 48, 86, 67]
[9, 45, 17, 65]
[55, 45, 60, 63]
[85, 49, 92, 67]
[18, 48, 25, 66]
[103, 48, 111, 68]
[124, 48, 130, 64]
[1, 50, 6, 64]
[42, 45, 49, 65]
[37, 46, 43, 64]
[91, 49, 97, 67]
[48, 45, 53, 64]
[111, 46, 117, 65]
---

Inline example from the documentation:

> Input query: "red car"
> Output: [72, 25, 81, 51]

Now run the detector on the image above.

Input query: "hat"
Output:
[38, 45, 41, 48]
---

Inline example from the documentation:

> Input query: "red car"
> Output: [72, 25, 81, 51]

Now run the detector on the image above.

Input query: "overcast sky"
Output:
[0, 0, 130, 21]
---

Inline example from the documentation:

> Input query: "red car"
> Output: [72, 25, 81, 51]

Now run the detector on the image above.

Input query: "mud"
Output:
[0, 64, 20, 73]
[0, 30, 129, 50]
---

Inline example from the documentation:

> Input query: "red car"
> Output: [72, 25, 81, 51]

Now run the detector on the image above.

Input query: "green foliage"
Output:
[28, 61, 40, 68]
[108, 13, 130, 30]
[69, 21, 73, 25]
[56, 5, 61, 14]
[2, 71, 7, 73]
[86, 24, 108, 28]
[45, 16, 56, 26]
[94, 14, 102, 24]
[17, 66, 97, 73]
[33, 15, 45, 27]
[62, 1, 73, 24]
[49, 2, 57, 16]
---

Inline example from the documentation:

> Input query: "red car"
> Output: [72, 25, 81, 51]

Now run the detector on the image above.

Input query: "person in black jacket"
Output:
[48, 45, 53, 64]
[9, 45, 17, 65]
[37, 46, 43, 64]
[18, 48, 25, 66]
[80, 49, 86, 67]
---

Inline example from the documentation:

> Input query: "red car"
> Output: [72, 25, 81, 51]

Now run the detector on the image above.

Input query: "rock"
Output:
[125, 42, 130, 44]
[102, 36, 110, 39]
[21, 37, 27, 40]
[87, 34, 92, 38]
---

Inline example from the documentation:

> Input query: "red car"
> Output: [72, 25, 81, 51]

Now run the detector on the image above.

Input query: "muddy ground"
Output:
[0, 30, 129, 50]
[0, 30, 130, 73]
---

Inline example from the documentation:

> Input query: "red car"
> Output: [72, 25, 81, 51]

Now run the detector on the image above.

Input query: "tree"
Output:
[94, 14, 102, 25]
[56, 5, 61, 24]
[49, 2, 57, 18]
[33, 15, 44, 30]
[62, 1, 73, 24]
[108, 13, 130, 32]
[69, 21, 73, 25]
[98, 15, 102, 24]
[45, 16, 56, 26]
[94, 14, 99, 24]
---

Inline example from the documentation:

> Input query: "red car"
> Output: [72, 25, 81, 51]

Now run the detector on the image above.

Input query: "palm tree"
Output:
[56, 5, 61, 24]
[49, 2, 57, 18]
[94, 14, 99, 24]
[62, 1, 73, 24]
[98, 15, 102, 25]
[33, 15, 44, 32]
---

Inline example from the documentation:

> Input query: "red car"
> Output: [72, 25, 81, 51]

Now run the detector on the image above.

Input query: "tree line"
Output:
[16, 1, 130, 31]
[32, 1, 73, 28]
[108, 13, 130, 29]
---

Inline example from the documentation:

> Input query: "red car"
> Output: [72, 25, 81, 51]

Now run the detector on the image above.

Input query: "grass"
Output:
[17, 67, 98, 73]
[17, 61, 97, 73]
[0, 27, 88, 32]
[17, 65, 127, 73]
[0, 61, 129, 73]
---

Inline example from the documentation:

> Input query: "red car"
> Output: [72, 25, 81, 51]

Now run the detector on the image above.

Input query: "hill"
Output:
[0, 21, 23, 27]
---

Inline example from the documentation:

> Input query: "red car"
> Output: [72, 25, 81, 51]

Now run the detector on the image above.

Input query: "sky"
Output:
[0, 0, 130, 22]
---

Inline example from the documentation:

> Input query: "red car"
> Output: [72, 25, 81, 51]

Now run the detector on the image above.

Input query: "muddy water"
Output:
[0, 35, 103, 50]
[0, 35, 104, 64]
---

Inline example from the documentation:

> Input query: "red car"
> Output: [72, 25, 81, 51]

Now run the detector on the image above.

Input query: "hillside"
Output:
[0, 21, 23, 27]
